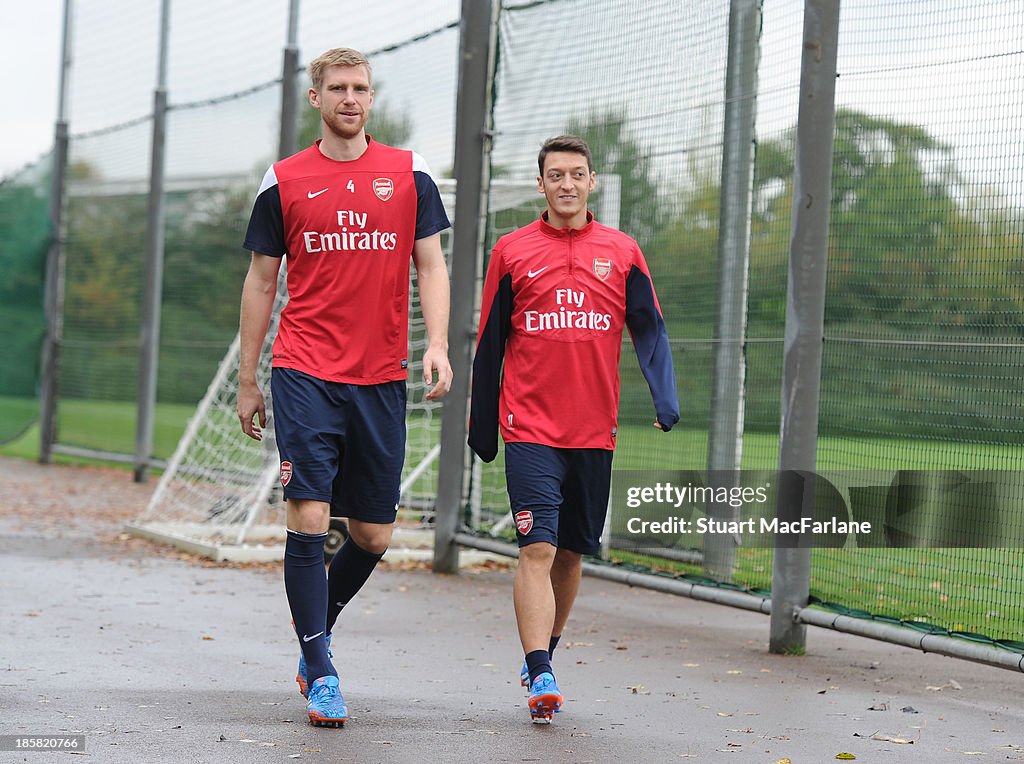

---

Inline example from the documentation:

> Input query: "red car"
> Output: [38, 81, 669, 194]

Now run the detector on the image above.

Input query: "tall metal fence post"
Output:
[39, 0, 74, 465]
[278, 0, 301, 160]
[433, 0, 499, 574]
[704, 0, 762, 583]
[133, 0, 172, 483]
[768, 0, 841, 653]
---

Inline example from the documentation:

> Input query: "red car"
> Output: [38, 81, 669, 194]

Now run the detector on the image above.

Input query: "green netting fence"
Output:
[0, 156, 51, 444]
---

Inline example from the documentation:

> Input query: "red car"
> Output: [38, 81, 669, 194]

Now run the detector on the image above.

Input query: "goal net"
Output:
[127, 177, 544, 560]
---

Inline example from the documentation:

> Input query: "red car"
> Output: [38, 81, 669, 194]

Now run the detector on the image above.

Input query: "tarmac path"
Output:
[1, 458, 1021, 763]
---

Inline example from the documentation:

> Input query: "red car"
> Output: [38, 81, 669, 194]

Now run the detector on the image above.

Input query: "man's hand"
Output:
[238, 381, 267, 440]
[422, 346, 453, 400]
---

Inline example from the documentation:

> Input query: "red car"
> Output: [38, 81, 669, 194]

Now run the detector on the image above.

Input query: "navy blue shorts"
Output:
[270, 368, 407, 523]
[504, 442, 613, 556]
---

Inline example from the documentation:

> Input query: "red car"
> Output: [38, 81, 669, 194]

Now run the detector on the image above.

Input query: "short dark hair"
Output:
[538, 134, 593, 175]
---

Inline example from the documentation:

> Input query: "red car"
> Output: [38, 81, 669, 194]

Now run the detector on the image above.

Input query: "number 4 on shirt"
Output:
[347, 180, 355, 193]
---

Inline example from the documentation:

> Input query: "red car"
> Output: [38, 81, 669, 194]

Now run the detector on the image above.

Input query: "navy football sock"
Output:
[525, 649, 553, 685]
[284, 530, 336, 683]
[326, 537, 385, 633]
[548, 634, 561, 658]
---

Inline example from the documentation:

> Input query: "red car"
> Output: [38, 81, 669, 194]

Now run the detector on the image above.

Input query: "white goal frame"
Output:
[126, 177, 546, 561]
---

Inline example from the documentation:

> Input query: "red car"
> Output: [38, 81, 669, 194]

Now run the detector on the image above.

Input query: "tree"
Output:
[566, 111, 664, 253]
[740, 108, 994, 330]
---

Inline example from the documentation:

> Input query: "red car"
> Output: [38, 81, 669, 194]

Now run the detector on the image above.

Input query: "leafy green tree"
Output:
[566, 111, 664, 253]
[749, 108, 985, 329]
[64, 194, 146, 334]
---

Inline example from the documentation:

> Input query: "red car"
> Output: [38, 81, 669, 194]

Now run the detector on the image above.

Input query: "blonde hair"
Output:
[308, 48, 373, 90]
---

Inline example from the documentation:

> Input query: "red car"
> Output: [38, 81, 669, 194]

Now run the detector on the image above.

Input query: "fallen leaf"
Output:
[726, 670, 742, 675]
[872, 734, 914, 744]
[774, 759, 793, 764]
[900, 706, 918, 714]
[202, 636, 215, 641]
[867, 703, 888, 711]
[835, 754, 856, 760]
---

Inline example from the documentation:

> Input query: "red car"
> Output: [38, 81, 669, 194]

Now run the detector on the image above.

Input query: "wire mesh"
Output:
[480, 0, 731, 551]
[809, 0, 1024, 642]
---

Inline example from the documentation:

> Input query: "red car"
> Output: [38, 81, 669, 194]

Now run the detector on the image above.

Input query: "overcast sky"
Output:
[3, 0, 1021, 197]
[1, 0, 64, 176]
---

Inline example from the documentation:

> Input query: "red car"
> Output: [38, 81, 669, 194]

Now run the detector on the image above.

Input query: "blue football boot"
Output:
[306, 675, 348, 727]
[527, 672, 563, 723]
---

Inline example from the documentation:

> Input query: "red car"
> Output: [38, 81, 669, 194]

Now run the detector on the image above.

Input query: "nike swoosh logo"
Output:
[302, 631, 324, 642]
[527, 266, 548, 278]
[307, 188, 329, 199]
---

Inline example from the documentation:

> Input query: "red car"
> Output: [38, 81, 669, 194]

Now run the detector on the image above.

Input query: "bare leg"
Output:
[513, 542, 557, 653]
[550, 548, 582, 639]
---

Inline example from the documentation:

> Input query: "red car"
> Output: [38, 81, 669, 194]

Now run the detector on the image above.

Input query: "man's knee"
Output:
[287, 500, 330, 534]
[348, 519, 393, 556]
[519, 541, 557, 568]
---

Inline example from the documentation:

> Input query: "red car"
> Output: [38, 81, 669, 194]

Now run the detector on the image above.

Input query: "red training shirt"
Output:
[243, 137, 450, 384]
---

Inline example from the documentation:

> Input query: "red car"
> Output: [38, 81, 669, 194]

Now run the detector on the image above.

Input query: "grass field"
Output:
[611, 546, 1024, 643]
[0, 396, 195, 463]
[3, 395, 1022, 642]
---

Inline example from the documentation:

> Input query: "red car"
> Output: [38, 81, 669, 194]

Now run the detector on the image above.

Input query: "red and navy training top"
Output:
[243, 137, 450, 384]
[468, 211, 680, 459]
